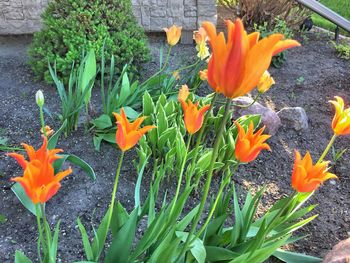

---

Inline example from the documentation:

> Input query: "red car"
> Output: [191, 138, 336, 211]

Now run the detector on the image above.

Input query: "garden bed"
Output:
[0, 31, 349, 262]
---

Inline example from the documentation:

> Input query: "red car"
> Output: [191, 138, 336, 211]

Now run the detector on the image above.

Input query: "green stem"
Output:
[40, 204, 51, 259]
[0, 146, 24, 152]
[35, 204, 44, 263]
[171, 135, 192, 215]
[105, 151, 125, 242]
[231, 93, 261, 108]
[176, 59, 200, 73]
[317, 134, 337, 163]
[151, 154, 158, 182]
[39, 106, 47, 138]
[140, 46, 172, 87]
[185, 93, 218, 189]
[197, 163, 239, 237]
[179, 98, 232, 260]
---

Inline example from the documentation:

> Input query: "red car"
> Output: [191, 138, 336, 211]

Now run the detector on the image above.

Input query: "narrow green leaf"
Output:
[11, 183, 40, 217]
[273, 249, 322, 263]
[77, 218, 94, 260]
[15, 250, 32, 263]
[91, 115, 112, 130]
[105, 209, 138, 263]
[48, 119, 67, 150]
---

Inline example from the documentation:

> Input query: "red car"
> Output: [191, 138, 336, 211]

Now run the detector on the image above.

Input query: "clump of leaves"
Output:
[332, 41, 350, 60]
[29, 0, 150, 83]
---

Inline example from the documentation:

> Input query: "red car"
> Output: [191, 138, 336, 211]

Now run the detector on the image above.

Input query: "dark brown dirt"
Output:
[0, 30, 349, 263]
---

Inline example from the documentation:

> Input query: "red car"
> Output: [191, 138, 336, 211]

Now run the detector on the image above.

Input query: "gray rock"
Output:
[323, 238, 350, 263]
[232, 96, 281, 136]
[277, 107, 309, 131]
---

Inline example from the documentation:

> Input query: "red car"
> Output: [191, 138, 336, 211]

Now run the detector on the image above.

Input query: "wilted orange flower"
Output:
[329, 96, 350, 136]
[40, 125, 54, 137]
[235, 121, 271, 163]
[194, 27, 207, 45]
[202, 19, 300, 98]
[113, 108, 156, 152]
[8, 137, 71, 204]
[8, 136, 62, 170]
[199, 70, 208, 81]
[291, 150, 337, 193]
[173, 70, 180, 80]
[178, 86, 210, 134]
[257, 71, 275, 93]
[164, 25, 182, 46]
[178, 85, 190, 101]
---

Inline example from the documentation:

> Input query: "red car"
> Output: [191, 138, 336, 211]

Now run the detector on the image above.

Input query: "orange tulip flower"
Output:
[8, 137, 72, 204]
[291, 150, 337, 193]
[235, 121, 271, 163]
[329, 96, 350, 136]
[7, 136, 62, 170]
[202, 19, 300, 98]
[164, 25, 182, 46]
[113, 108, 156, 152]
[178, 85, 210, 134]
[194, 27, 207, 45]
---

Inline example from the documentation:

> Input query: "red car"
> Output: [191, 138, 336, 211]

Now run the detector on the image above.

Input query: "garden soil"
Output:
[0, 31, 349, 262]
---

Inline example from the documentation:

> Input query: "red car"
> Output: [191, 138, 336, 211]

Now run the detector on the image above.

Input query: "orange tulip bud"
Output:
[199, 69, 208, 81]
[8, 136, 71, 204]
[329, 96, 350, 136]
[202, 19, 300, 98]
[235, 121, 271, 163]
[164, 25, 182, 46]
[178, 87, 210, 134]
[257, 71, 275, 93]
[291, 150, 337, 193]
[113, 108, 156, 152]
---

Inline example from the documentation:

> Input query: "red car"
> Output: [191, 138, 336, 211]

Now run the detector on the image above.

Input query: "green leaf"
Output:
[48, 119, 67, 150]
[134, 156, 149, 212]
[11, 183, 40, 217]
[81, 49, 97, 105]
[176, 231, 206, 263]
[53, 154, 96, 181]
[77, 218, 94, 260]
[119, 72, 131, 105]
[50, 220, 61, 261]
[105, 208, 138, 263]
[142, 91, 155, 125]
[91, 115, 112, 130]
[15, 250, 32, 263]
[205, 246, 240, 261]
[273, 249, 322, 263]
[110, 202, 130, 237]
[123, 106, 139, 120]
[156, 105, 168, 135]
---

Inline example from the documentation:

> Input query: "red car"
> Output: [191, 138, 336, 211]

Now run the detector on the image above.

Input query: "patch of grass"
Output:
[311, 0, 350, 35]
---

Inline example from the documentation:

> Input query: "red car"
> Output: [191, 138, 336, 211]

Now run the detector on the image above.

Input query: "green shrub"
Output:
[332, 41, 350, 60]
[29, 0, 150, 83]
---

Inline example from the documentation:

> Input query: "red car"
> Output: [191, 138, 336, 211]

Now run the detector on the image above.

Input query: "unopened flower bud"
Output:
[36, 90, 45, 107]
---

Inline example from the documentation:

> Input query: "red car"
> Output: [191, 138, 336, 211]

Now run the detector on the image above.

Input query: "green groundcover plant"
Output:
[29, 0, 150, 83]
[5, 18, 349, 263]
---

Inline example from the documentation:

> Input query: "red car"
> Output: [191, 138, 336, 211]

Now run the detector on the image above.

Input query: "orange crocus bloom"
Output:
[178, 86, 210, 135]
[235, 121, 271, 163]
[113, 108, 156, 152]
[8, 137, 72, 204]
[164, 25, 182, 46]
[329, 96, 350, 136]
[291, 150, 337, 193]
[202, 19, 300, 98]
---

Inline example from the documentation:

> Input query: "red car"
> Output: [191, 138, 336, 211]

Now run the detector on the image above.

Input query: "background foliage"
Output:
[29, 0, 150, 83]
